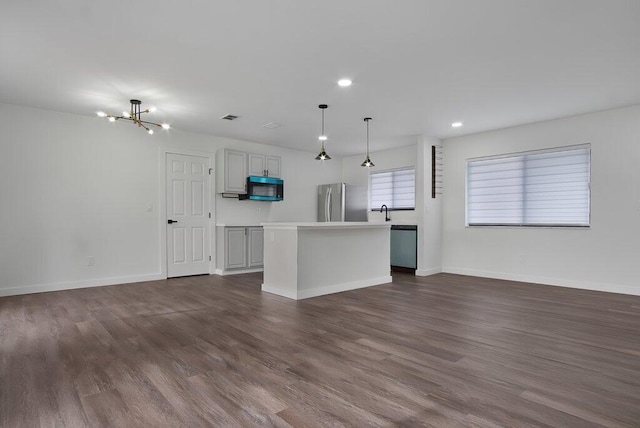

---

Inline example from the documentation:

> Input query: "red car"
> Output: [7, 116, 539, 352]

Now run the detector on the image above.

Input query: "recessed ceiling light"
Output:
[338, 79, 352, 87]
[451, 122, 463, 128]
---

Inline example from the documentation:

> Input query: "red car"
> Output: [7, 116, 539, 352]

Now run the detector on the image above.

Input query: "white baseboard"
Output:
[442, 267, 640, 296]
[297, 275, 393, 300]
[415, 267, 442, 277]
[214, 267, 264, 276]
[261, 283, 298, 299]
[263, 275, 393, 300]
[0, 273, 166, 298]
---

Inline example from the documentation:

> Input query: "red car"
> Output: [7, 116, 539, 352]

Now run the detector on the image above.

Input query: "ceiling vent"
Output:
[220, 114, 239, 121]
[262, 122, 283, 129]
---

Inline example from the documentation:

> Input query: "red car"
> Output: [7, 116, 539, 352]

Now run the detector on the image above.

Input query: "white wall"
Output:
[0, 103, 341, 296]
[442, 105, 640, 295]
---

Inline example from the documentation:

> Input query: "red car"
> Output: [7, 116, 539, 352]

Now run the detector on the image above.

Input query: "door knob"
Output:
[167, 219, 178, 224]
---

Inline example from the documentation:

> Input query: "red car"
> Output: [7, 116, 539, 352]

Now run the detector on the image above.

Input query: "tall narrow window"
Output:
[370, 168, 415, 210]
[466, 144, 590, 227]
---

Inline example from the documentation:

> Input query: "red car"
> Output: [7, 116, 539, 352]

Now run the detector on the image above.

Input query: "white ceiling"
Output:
[1, 0, 639, 156]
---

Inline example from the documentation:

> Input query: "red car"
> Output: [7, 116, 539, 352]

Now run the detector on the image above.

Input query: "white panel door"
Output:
[167, 153, 210, 277]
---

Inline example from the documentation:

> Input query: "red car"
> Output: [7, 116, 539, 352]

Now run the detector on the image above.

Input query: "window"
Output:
[466, 144, 590, 227]
[370, 168, 415, 210]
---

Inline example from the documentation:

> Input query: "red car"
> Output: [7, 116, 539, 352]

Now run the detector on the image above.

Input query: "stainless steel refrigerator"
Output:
[317, 183, 368, 222]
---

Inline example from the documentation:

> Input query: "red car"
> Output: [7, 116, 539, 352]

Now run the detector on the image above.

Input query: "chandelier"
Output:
[97, 99, 170, 135]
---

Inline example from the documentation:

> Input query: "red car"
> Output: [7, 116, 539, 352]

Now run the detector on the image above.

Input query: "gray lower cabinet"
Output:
[223, 226, 263, 270]
[225, 227, 247, 269]
[247, 227, 264, 267]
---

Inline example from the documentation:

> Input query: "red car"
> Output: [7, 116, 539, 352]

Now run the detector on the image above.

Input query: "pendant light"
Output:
[315, 104, 331, 161]
[361, 117, 375, 167]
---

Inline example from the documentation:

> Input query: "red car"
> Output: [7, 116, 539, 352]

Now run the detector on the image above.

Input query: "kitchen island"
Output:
[261, 222, 392, 300]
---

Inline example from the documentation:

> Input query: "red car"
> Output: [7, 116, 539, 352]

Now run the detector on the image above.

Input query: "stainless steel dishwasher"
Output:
[390, 225, 417, 272]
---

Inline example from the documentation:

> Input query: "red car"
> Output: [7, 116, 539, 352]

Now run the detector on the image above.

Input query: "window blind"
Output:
[370, 168, 415, 210]
[466, 144, 590, 226]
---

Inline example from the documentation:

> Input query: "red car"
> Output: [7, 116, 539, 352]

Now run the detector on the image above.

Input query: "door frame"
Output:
[159, 147, 215, 278]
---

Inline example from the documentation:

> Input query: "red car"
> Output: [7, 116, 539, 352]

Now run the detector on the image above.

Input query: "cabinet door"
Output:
[248, 154, 266, 177]
[225, 227, 247, 269]
[247, 227, 264, 267]
[265, 156, 281, 178]
[225, 150, 247, 193]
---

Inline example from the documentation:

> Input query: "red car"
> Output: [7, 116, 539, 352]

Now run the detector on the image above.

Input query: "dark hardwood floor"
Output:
[1, 273, 639, 427]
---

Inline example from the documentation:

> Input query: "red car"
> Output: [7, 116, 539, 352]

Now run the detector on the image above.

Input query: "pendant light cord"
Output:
[321, 108, 325, 147]
[366, 119, 369, 155]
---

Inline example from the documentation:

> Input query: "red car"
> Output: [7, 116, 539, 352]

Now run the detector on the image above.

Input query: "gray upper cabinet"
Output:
[217, 149, 281, 194]
[217, 149, 247, 194]
[265, 156, 281, 178]
[248, 153, 266, 177]
[248, 153, 281, 178]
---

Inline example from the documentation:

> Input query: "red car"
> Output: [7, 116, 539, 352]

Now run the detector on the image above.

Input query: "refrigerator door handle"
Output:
[326, 187, 332, 221]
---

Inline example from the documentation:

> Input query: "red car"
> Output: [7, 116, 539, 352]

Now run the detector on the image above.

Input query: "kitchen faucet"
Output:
[380, 204, 390, 222]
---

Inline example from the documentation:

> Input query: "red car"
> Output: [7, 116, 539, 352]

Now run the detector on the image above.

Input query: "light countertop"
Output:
[261, 222, 391, 229]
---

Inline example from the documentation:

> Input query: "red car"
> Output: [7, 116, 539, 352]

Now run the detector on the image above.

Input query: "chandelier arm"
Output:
[138, 119, 163, 127]
[107, 116, 160, 128]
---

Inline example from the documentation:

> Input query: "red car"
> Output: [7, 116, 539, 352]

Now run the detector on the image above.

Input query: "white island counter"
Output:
[261, 222, 392, 300]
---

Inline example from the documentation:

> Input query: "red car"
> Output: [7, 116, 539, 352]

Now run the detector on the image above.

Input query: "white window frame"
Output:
[369, 167, 416, 211]
[466, 144, 591, 228]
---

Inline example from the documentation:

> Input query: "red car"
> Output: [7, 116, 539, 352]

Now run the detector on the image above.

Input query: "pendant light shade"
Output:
[361, 117, 375, 167]
[315, 147, 331, 161]
[315, 104, 331, 161]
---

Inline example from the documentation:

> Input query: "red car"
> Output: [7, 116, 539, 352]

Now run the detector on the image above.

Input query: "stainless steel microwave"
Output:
[246, 176, 284, 201]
